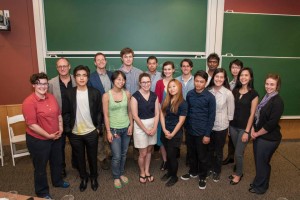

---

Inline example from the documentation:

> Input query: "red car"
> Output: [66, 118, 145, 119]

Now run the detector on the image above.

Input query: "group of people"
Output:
[22, 48, 284, 199]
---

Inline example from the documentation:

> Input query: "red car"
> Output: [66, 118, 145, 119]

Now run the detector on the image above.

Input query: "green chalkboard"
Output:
[222, 13, 300, 57]
[45, 57, 206, 79]
[222, 57, 300, 116]
[44, 0, 207, 52]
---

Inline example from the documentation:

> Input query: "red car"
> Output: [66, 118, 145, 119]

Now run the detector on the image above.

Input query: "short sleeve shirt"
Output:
[165, 101, 188, 138]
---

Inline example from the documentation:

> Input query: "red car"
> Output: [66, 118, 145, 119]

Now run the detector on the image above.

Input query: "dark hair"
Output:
[266, 73, 281, 91]
[147, 56, 158, 63]
[180, 58, 193, 68]
[235, 67, 255, 90]
[56, 57, 70, 66]
[111, 70, 126, 88]
[194, 70, 208, 82]
[139, 72, 151, 82]
[207, 53, 220, 63]
[30, 72, 48, 84]
[73, 65, 90, 78]
[229, 59, 244, 71]
[94, 52, 106, 61]
[161, 61, 175, 78]
[207, 68, 230, 89]
[120, 47, 134, 57]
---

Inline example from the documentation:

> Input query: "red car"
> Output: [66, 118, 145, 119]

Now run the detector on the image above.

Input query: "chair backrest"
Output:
[7, 114, 25, 138]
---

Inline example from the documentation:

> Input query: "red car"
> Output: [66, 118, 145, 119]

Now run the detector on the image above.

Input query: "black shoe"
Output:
[91, 179, 99, 191]
[100, 159, 110, 170]
[199, 179, 207, 190]
[212, 172, 220, 182]
[160, 161, 167, 171]
[161, 173, 171, 181]
[61, 169, 67, 178]
[222, 157, 234, 165]
[165, 176, 178, 187]
[80, 178, 88, 192]
[248, 187, 256, 193]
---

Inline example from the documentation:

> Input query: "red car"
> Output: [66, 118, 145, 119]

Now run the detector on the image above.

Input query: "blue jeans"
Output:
[229, 126, 249, 176]
[110, 127, 131, 179]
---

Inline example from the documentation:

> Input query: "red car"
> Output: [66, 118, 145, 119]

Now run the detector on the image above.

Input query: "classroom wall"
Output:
[0, 0, 38, 105]
[0, 1, 299, 141]
[224, 0, 300, 15]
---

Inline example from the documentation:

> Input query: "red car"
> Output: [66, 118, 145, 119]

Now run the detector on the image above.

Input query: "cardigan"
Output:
[254, 95, 284, 141]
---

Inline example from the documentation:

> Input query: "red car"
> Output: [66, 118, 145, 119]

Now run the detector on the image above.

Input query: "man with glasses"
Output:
[49, 57, 76, 178]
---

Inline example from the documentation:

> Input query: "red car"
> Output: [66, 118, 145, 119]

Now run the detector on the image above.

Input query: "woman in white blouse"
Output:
[207, 68, 235, 182]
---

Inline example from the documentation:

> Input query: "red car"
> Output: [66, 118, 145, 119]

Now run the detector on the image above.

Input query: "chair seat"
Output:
[11, 134, 26, 143]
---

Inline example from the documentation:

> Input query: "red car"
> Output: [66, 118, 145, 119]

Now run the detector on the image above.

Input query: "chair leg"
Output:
[11, 143, 15, 166]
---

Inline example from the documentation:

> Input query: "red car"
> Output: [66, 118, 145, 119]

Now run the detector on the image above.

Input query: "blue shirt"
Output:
[186, 89, 216, 137]
[146, 71, 162, 92]
[176, 75, 194, 100]
[165, 101, 188, 139]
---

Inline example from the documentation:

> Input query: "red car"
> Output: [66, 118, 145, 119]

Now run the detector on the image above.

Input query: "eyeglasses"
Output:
[35, 83, 49, 87]
[75, 74, 88, 78]
[57, 65, 69, 69]
[140, 81, 151, 85]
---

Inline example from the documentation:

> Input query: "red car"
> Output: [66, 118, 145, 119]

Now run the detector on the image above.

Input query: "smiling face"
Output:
[207, 58, 219, 71]
[163, 64, 175, 79]
[265, 78, 278, 94]
[33, 79, 48, 97]
[147, 59, 158, 73]
[56, 58, 71, 76]
[113, 74, 126, 89]
[168, 81, 179, 96]
[140, 76, 151, 92]
[194, 75, 206, 92]
[94, 54, 107, 70]
[121, 53, 134, 67]
[239, 69, 251, 86]
[213, 72, 225, 87]
[181, 61, 193, 76]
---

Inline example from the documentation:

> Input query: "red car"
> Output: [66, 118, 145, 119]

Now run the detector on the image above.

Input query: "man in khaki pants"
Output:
[88, 52, 112, 170]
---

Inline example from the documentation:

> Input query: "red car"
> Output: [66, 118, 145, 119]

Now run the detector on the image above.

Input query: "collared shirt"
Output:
[209, 86, 235, 131]
[206, 74, 212, 87]
[146, 70, 162, 92]
[119, 65, 143, 95]
[229, 79, 236, 91]
[176, 75, 194, 100]
[98, 72, 111, 92]
[59, 77, 73, 112]
[22, 93, 60, 140]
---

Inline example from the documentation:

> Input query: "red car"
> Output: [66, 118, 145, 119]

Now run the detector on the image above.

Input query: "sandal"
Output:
[139, 175, 147, 184]
[120, 175, 129, 184]
[146, 174, 154, 182]
[114, 179, 122, 189]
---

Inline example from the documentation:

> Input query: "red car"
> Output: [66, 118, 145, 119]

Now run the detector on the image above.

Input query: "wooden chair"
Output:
[6, 114, 30, 166]
[0, 127, 3, 166]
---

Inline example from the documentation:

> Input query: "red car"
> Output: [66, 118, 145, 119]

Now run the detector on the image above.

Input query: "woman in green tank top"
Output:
[103, 70, 133, 189]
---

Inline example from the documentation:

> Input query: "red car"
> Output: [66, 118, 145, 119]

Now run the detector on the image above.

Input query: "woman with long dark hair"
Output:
[229, 67, 258, 185]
